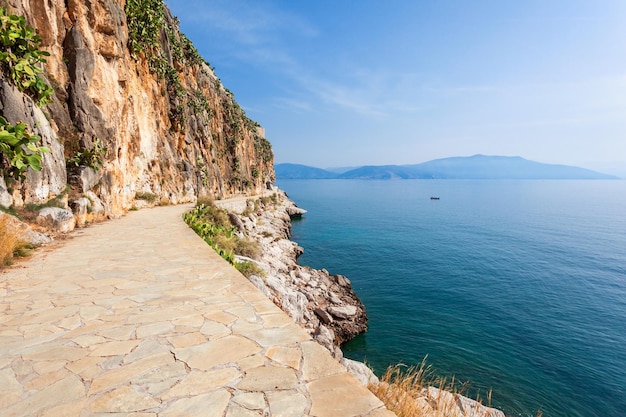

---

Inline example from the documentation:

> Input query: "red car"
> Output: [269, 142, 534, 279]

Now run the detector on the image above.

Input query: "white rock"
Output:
[37, 207, 76, 233]
[328, 305, 358, 319]
[341, 358, 379, 386]
[71, 198, 90, 227]
[0, 176, 13, 208]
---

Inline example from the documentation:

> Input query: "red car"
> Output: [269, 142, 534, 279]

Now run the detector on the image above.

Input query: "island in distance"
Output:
[276, 155, 620, 180]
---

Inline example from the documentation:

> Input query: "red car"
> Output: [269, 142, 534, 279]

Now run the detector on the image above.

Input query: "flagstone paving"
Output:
[0, 204, 395, 417]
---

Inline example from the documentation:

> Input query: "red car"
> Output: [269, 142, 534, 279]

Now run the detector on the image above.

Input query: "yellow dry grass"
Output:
[0, 215, 27, 267]
[368, 359, 497, 417]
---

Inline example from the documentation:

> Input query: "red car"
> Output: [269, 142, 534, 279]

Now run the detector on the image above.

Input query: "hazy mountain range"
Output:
[276, 155, 619, 180]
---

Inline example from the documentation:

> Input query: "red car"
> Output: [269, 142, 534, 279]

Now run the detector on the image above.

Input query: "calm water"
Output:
[277, 179, 626, 417]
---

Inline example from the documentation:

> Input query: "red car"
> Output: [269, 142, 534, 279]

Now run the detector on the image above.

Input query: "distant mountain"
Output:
[276, 156, 619, 180]
[338, 165, 429, 179]
[401, 155, 620, 180]
[274, 163, 338, 179]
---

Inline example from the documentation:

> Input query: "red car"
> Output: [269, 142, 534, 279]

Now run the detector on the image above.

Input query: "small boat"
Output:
[430, 196, 440, 200]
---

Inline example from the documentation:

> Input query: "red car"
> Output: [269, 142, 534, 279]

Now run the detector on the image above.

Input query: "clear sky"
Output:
[165, 0, 626, 175]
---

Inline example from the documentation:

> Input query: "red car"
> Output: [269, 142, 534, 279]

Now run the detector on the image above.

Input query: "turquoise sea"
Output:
[277, 179, 626, 417]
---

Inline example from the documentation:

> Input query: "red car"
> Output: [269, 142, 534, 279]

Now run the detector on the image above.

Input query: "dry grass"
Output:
[0, 215, 28, 267]
[368, 359, 499, 417]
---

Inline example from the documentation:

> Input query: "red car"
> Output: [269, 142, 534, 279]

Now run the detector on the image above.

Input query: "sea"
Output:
[276, 179, 626, 417]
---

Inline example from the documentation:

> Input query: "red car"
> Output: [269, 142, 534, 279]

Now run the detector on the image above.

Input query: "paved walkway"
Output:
[0, 204, 394, 417]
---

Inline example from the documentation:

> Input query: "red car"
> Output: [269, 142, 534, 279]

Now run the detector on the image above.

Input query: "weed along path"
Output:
[0, 203, 394, 417]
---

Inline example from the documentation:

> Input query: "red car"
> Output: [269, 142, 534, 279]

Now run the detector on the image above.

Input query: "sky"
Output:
[165, 0, 626, 175]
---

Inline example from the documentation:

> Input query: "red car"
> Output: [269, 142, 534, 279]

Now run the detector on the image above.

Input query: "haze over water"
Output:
[278, 179, 626, 417]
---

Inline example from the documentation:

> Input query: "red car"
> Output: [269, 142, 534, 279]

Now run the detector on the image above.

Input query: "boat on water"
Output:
[430, 196, 440, 200]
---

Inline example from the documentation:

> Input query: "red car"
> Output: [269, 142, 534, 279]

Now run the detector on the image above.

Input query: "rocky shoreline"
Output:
[217, 189, 507, 417]
[216, 189, 368, 362]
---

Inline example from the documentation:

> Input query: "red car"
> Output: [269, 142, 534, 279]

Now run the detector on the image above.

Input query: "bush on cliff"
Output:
[183, 201, 262, 277]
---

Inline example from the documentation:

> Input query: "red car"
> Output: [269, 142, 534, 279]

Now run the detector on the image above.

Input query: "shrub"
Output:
[234, 237, 260, 259]
[67, 139, 106, 171]
[125, 0, 164, 56]
[135, 191, 157, 203]
[234, 260, 265, 278]
[183, 201, 261, 265]
[0, 116, 49, 180]
[0, 215, 28, 267]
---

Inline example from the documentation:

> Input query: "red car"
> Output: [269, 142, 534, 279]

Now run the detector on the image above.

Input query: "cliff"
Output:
[0, 0, 273, 219]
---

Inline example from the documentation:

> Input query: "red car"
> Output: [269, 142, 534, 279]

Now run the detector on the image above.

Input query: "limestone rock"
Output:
[341, 358, 379, 386]
[0, 212, 52, 245]
[314, 308, 333, 325]
[0, 176, 12, 208]
[285, 206, 307, 217]
[216, 190, 368, 348]
[425, 387, 506, 417]
[1, 1, 274, 216]
[0, 80, 66, 206]
[328, 305, 358, 319]
[37, 207, 76, 233]
[78, 167, 102, 193]
[71, 198, 91, 227]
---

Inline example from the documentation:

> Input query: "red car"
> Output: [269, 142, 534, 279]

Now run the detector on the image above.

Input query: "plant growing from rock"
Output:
[0, 7, 53, 106]
[67, 138, 106, 171]
[0, 116, 49, 180]
[0, 8, 52, 182]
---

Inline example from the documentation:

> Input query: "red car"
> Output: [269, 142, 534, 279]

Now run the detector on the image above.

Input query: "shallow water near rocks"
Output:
[277, 179, 626, 417]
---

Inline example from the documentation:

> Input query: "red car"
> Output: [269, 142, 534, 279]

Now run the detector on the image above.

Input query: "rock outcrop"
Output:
[217, 190, 368, 359]
[0, 0, 273, 220]
[0, 211, 51, 245]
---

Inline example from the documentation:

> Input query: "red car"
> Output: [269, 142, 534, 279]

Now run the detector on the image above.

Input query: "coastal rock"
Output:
[341, 358, 379, 386]
[328, 305, 358, 319]
[216, 190, 368, 349]
[37, 207, 76, 233]
[285, 206, 307, 217]
[314, 308, 334, 325]
[425, 387, 506, 417]
[216, 190, 508, 417]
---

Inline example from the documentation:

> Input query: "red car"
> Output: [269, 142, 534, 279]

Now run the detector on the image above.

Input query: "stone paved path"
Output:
[0, 204, 395, 417]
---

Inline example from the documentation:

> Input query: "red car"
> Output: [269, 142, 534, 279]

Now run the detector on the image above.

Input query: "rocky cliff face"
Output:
[0, 0, 273, 217]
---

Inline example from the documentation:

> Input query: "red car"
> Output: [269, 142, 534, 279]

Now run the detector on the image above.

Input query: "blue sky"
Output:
[165, 1, 626, 175]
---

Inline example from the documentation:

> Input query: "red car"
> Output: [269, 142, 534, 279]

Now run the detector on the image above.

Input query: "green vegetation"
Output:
[183, 201, 263, 277]
[67, 139, 106, 171]
[254, 135, 273, 163]
[0, 8, 51, 182]
[0, 7, 53, 106]
[0, 116, 49, 180]
[125, 0, 210, 130]
[125, 0, 164, 56]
